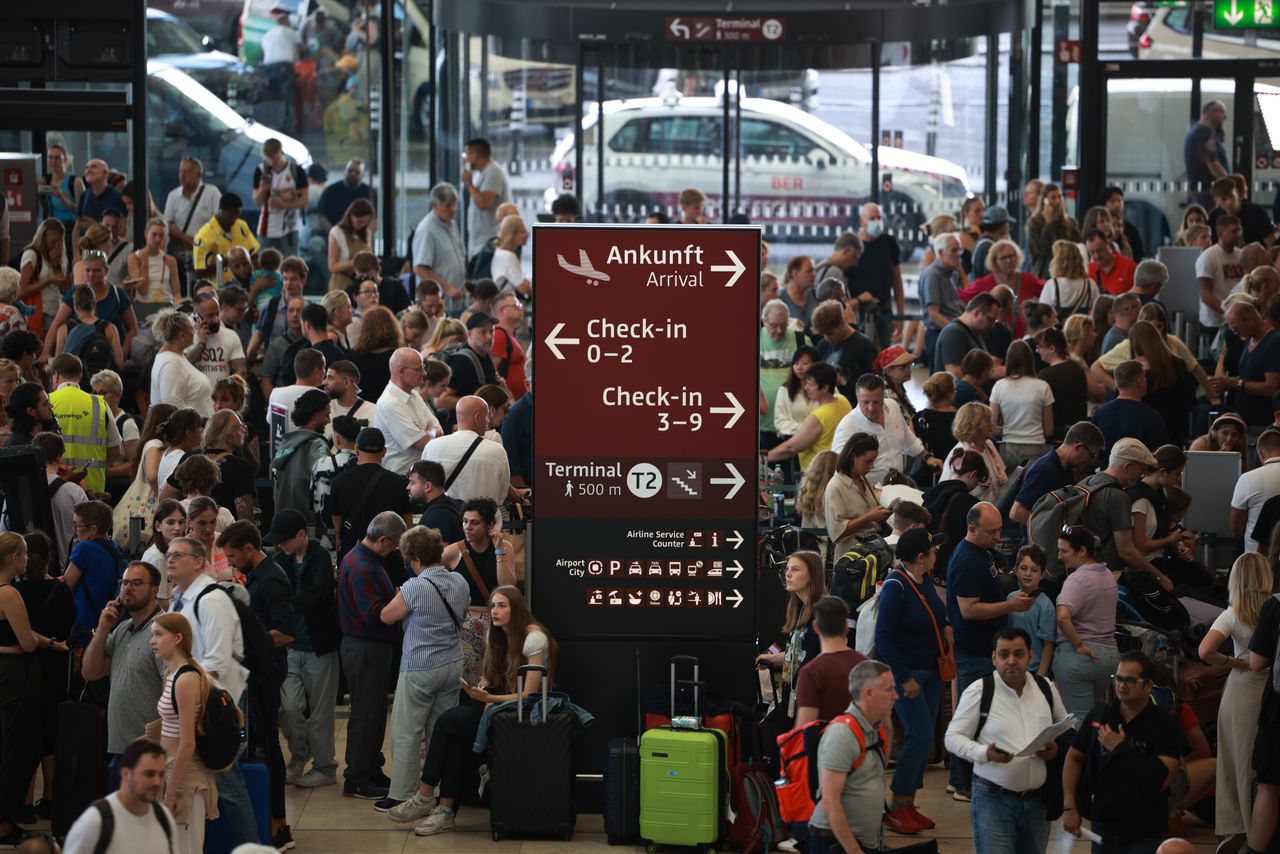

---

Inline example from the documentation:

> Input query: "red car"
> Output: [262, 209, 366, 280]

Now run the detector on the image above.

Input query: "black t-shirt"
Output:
[318, 181, 372, 228]
[816, 329, 878, 402]
[985, 321, 1013, 363]
[328, 463, 409, 558]
[202, 447, 256, 511]
[1210, 202, 1274, 247]
[1072, 699, 1181, 838]
[933, 318, 985, 374]
[1091, 398, 1169, 457]
[847, 234, 901, 303]
[349, 349, 394, 404]
[913, 408, 956, 459]
[419, 494, 463, 544]
[457, 539, 500, 607]
[445, 344, 498, 397]
[1038, 361, 1088, 442]
[1249, 596, 1280, 724]
[310, 339, 348, 373]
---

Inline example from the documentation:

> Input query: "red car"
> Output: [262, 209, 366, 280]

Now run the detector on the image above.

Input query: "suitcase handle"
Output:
[675, 679, 706, 720]
[670, 656, 700, 720]
[517, 664, 549, 724]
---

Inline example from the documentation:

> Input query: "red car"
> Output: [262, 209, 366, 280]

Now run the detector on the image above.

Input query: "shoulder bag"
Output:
[896, 567, 956, 681]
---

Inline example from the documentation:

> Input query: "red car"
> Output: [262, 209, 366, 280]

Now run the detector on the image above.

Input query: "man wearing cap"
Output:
[329, 427, 412, 563]
[263, 508, 342, 789]
[442, 312, 500, 402]
[971, 205, 1011, 278]
[373, 348, 443, 475]
[1086, 228, 1137, 296]
[1078, 436, 1174, 589]
[1231, 429, 1280, 552]
[1009, 421, 1105, 525]
[811, 299, 878, 403]
[849, 202, 905, 350]
[325, 360, 377, 439]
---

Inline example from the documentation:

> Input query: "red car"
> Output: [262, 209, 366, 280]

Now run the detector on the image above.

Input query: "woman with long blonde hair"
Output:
[939, 401, 1007, 502]
[1039, 239, 1098, 319]
[1027, 183, 1080, 277]
[18, 218, 68, 334]
[795, 450, 838, 530]
[1198, 553, 1275, 845]
[149, 611, 219, 854]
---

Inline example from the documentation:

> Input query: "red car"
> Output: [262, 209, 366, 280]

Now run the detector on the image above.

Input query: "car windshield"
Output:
[148, 18, 205, 56]
[152, 67, 245, 132]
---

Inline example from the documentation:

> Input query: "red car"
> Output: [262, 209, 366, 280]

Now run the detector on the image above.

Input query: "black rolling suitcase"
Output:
[52, 652, 107, 837]
[488, 665, 577, 841]
[603, 737, 640, 845]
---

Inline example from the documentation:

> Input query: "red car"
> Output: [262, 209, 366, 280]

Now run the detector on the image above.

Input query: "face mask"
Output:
[866, 219, 884, 237]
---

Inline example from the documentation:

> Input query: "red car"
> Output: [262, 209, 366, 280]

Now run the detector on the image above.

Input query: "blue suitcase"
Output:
[204, 760, 271, 853]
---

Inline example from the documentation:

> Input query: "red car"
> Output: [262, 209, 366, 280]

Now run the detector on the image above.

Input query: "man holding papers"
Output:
[945, 627, 1074, 854]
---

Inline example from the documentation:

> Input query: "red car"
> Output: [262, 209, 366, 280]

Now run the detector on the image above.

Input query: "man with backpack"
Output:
[491, 290, 527, 400]
[62, 500, 125, 644]
[50, 353, 125, 497]
[1009, 422, 1105, 526]
[944, 627, 1070, 854]
[442, 312, 500, 400]
[28, 431, 88, 572]
[62, 739, 175, 854]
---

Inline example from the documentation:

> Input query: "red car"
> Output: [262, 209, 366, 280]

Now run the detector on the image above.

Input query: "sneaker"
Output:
[272, 825, 296, 851]
[285, 759, 308, 785]
[908, 806, 935, 830]
[373, 797, 404, 813]
[776, 839, 800, 854]
[945, 784, 956, 794]
[951, 788, 971, 802]
[295, 769, 337, 788]
[883, 807, 925, 835]
[413, 804, 456, 837]
[388, 795, 436, 823]
[344, 781, 390, 800]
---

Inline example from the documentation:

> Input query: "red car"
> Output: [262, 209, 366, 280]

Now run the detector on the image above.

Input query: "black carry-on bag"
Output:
[53, 642, 108, 837]
[488, 664, 577, 841]
[603, 647, 642, 845]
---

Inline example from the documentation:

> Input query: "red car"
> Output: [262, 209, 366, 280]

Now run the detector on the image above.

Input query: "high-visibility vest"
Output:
[50, 384, 109, 495]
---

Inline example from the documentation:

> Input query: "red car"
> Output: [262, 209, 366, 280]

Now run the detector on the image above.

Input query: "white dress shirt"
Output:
[163, 182, 222, 239]
[944, 673, 1067, 793]
[423, 427, 511, 506]
[831, 399, 925, 485]
[374, 382, 441, 475]
[172, 573, 248, 704]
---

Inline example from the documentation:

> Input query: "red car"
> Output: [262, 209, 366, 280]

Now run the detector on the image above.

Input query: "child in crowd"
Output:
[1006, 544, 1055, 677]
[252, 247, 284, 310]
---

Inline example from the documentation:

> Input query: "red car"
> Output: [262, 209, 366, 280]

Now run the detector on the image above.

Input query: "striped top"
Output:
[157, 669, 201, 740]
[399, 567, 471, 672]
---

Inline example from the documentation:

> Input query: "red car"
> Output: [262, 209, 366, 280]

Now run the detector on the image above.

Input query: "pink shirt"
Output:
[1054, 562, 1118, 646]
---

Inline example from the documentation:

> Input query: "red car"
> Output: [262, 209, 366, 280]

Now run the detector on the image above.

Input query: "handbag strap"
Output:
[895, 567, 947, 657]
[444, 435, 486, 491]
[454, 540, 491, 602]
[420, 571, 463, 629]
[181, 185, 206, 235]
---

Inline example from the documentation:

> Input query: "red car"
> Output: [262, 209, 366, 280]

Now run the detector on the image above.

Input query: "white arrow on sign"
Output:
[726, 530, 744, 550]
[544, 322, 580, 360]
[669, 17, 691, 39]
[1225, 0, 1245, 24]
[710, 250, 746, 288]
[727, 560, 744, 579]
[709, 392, 745, 429]
[728, 589, 744, 608]
[709, 463, 745, 500]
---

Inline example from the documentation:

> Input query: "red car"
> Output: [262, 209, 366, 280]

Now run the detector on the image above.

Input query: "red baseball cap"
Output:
[873, 345, 916, 371]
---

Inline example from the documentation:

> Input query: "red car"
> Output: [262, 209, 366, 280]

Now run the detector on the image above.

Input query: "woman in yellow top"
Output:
[766, 362, 851, 472]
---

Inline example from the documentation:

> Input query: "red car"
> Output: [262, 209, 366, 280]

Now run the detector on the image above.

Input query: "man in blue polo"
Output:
[1008, 422, 1105, 525]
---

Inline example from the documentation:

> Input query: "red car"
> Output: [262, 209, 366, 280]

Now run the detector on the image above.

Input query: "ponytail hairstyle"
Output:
[948, 447, 990, 484]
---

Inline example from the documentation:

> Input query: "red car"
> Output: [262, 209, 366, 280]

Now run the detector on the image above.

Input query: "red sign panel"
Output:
[532, 224, 760, 640]
[665, 16, 785, 42]
[1055, 39, 1082, 63]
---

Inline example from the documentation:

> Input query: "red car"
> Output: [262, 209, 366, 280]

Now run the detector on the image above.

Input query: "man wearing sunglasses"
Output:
[1062, 652, 1180, 853]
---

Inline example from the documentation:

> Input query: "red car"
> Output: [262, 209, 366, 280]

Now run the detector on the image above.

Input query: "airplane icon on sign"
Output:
[556, 249, 611, 286]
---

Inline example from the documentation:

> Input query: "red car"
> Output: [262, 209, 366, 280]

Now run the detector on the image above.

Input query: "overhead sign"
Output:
[666, 16, 785, 42]
[1215, 0, 1278, 28]
[532, 224, 760, 640]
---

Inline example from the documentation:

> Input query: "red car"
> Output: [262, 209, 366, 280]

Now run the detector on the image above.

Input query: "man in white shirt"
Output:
[461, 137, 512, 260]
[324, 360, 377, 440]
[373, 347, 442, 474]
[63, 739, 176, 854]
[186, 291, 246, 388]
[163, 156, 221, 255]
[423, 395, 511, 506]
[832, 374, 940, 485]
[944, 627, 1070, 854]
[269, 348, 326, 440]
[1231, 428, 1280, 552]
[1196, 213, 1244, 331]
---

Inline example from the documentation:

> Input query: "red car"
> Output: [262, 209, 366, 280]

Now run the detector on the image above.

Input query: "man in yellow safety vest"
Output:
[49, 353, 124, 496]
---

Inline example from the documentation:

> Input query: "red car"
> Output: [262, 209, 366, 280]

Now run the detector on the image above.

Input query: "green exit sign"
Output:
[1216, 0, 1280, 28]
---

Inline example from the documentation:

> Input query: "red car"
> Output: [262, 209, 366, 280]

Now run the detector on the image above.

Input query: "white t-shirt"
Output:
[151, 350, 214, 418]
[1038, 277, 1099, 317]
[1196, 244, 1245, 327]
[140, 544, 173, 602]
[260, 24, 301, 65]
[156, 447, 186, 494]
[1210, 606, 1255, 658]
[1131, 497, 1161, 560]
[989, 376, 1055, 445]
[163, 182, 222, 239]
[1230, 457, 1280, 553]
[491, 247, 524, 291]
[269, 384, 314, 437]
[116, 411, 141, 445]
[192, 326, 245, 388]
[326, 397, 377, 440]
[63, 792, 177, 854]
[21, 247, 65, 317]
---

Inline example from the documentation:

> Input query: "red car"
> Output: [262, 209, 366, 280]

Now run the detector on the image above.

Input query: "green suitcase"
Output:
[639, 657, 727, 852]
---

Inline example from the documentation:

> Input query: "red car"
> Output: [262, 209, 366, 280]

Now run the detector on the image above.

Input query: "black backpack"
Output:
[469, 236, 497, 280]
[829, 534, 893, 612]
[79, 319, 114, 378]
[169, 664, 245, 772]
[193, 583, 275, 678]
[90, 797, 173, 854]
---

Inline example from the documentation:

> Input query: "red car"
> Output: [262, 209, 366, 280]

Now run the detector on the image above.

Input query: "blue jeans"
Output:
[891, 668, 941, 797]
[215, 760, 262, 845]
[971, 777, 1049, 854]
[1052, 642, 1120, 720]
[949, 650, 994, 792]
[1090, 822, 1161, 854]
